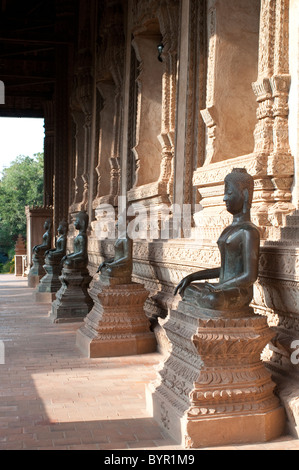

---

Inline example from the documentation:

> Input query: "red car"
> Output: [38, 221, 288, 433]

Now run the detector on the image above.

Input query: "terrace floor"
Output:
[0, 273, 299, 451]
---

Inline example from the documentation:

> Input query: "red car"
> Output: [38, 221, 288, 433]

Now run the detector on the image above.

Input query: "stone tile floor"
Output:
[0, 273, 299, 451]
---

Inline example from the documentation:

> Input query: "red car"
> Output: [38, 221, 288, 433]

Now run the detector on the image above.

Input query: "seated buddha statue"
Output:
[61, 211, 89, 270]
[45, 220, 68, 264]
[97, 216, 133, 281]
[33, 218, 52, 256]
[174, 168, 260, 311]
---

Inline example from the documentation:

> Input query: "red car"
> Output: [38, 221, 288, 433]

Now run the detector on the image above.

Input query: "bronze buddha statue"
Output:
[175, 168, 260, 310]
[62, 211, 88, 270]
[97, 216, 133, 281]
[32, 218, 52, 256]
[45, 220, 68, 264]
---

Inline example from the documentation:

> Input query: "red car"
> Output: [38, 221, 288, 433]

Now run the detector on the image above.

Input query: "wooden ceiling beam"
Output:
[0, 36, 71, 45]
[0, 47, 54, 58]
[1, 74, 55, 80]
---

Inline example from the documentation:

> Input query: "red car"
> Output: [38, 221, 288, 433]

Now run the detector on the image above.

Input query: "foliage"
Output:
[0, 153, 44, 255]
[0, 258, 14, 274]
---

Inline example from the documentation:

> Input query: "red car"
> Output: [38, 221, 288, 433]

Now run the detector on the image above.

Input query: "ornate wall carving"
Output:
[128, 0, 180, 211]
[93, 1, 124, 209]
[201, 0, 260, 164]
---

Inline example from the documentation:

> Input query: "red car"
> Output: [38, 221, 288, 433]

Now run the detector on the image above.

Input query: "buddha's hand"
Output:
[204, 282, 224, 293]
[174, 275, 192, 297]
[96, 262, 106, 273]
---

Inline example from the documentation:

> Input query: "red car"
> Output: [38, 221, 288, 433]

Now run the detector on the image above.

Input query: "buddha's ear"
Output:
[243, 188, 249, 214]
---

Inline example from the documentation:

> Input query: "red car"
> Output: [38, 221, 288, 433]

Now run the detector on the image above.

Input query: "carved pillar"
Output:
[54, 45, 71, 233]
[109, 52, 123, 205]
[200, 4, 217, 164]
[174, 0, 206, 211]
[76, 72, 93, 212]
[157, 0, 179, 198]
[90, 1, 124, 255]
[121, 0, 134, 198]
[251, 0, 294, 225]
[252, 0, 276, 156]
[269, 0, 293, 206]
[43, 101, 54, 207]
[69, 0, 96, 215]
[53, 0, 75, 233]
[93, 14, 124, 209]
[251, 0, 299, 438]
[70, 108, 86, 210]
[94, 81, 115, 203]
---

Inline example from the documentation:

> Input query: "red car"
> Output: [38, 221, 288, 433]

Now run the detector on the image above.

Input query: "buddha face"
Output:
[58, 223, 66, 235]
[74, 217, 81, 230]
[223, 181, 245, 215]
[74, 212, 88, 232]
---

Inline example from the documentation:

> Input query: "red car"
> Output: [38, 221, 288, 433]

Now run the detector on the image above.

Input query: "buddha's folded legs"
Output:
[183, 283, 252, 310]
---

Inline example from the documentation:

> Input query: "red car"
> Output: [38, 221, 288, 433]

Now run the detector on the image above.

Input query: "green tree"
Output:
[0, 153, 44, 255]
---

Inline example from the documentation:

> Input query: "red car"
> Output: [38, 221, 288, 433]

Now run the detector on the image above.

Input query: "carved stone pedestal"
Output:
[146, 300, 285, 448]
[76, 276, 156, 358]
[34, 261, 63, 303]
[28, 253, 46, 288]
[51, 267, 93, 323]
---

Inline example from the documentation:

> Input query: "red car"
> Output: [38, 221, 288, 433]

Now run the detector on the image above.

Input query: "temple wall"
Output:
[60, 0, 299, 437]
[289, 0, 299, 207]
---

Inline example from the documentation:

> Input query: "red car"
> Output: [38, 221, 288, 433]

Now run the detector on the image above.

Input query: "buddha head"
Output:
[224, 168, 254, 216]
[57, 220, 68, 236]
[74, 211, 89, 232]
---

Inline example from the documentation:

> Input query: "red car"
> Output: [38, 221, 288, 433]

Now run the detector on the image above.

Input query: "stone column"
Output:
[70, 109, 86, 211]
[173, 0, 206, 217]
[120, 0, 133, 200]
[252, 0, 276, 156]
[94, 81, 118, 205]
[54, 45, 71, 233]
[69, 0, 96, 215]
[147, 301, 285, 448]
[53, 1, 75, 233]
[252, 0, 294, 227]
[157, 0, 179, 198]
[43, 101, 54, 207]
[269, 0, 293, 209]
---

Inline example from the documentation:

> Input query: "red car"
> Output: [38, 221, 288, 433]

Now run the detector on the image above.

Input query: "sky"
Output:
[0, 117, 45, 175]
